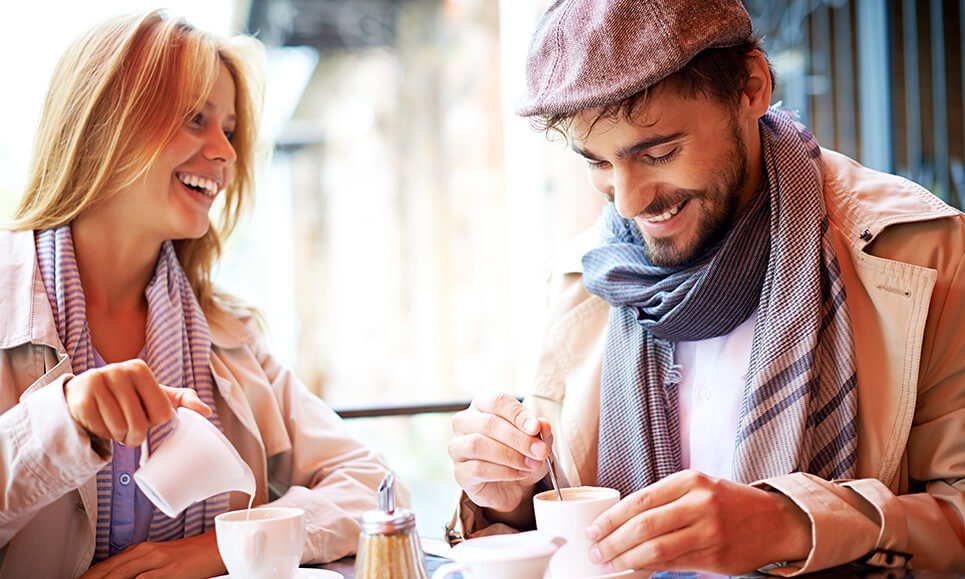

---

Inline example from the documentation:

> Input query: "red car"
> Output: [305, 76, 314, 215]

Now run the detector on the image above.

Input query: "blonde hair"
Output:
[10, 10, 265, 310]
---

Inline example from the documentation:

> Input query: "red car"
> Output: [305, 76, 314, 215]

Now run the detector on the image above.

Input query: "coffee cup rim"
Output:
[215, 506, 305, 523]
[450, 531, 563, 562]
[533, 485, 620, 503]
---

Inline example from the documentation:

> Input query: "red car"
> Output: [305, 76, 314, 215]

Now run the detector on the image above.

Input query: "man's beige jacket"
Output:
[0, 229, 402, 578]
[454, 150, 965, 574]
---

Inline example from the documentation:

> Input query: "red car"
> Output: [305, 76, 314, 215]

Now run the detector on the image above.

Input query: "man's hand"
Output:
[80, 530, 225, 579]
[65, 359, 211, 447]
[449, 393, 552, 513]
[586, 470, 813, 575]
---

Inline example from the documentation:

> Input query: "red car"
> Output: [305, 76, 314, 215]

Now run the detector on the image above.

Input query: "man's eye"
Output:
[588, 159, 610, 169]
[645, 148, 679, 165]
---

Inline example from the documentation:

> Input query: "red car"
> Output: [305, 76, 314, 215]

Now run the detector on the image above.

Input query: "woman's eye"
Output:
[189, 113, 204, 126]
[224, 130, 234, 141]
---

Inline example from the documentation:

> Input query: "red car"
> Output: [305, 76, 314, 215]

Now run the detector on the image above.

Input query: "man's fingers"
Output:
[470, 392, 541, 436]
[588, 470, 701, 541]
[606, 527, 707, 573]
[161, 385, 211, 417]
[449, 432, 545, 472]
[591, 500, 699, 565]
[455, 407, 548, 462]
[456, 458, 531, 488]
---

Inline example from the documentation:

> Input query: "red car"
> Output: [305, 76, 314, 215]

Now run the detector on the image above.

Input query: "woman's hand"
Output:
[64, 359, 211, 447]
[80, 530, 226, 579]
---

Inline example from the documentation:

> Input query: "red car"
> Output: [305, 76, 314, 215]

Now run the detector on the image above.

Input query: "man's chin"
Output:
[643, 237, 702, 269]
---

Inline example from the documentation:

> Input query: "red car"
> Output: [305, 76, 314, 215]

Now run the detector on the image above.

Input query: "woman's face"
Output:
[121, 61, 238, 242]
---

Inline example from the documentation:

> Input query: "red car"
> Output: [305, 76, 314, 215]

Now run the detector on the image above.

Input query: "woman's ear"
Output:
[743, 50, 773, 118]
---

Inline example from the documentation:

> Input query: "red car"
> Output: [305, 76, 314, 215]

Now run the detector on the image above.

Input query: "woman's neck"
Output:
[71, 211, 161, 315]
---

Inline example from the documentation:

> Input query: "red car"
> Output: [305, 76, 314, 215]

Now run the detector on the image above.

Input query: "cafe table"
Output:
[311, 537, 963, 579]
[318, 559, 962, 579]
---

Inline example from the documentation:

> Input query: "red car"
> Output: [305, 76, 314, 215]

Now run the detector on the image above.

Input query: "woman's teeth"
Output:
[645, 201, 686, 223]
[177, 173, 218, 197]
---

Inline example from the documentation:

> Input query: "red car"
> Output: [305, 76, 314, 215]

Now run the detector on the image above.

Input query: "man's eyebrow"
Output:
[572, 132, 686, 161]
[571, 144, 603, 161]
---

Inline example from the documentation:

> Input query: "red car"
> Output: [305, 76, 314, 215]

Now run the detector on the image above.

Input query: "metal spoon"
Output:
[539, 431, 564, 501]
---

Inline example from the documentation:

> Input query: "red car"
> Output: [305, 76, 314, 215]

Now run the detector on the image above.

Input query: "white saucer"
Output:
[211, 569, 343, 578]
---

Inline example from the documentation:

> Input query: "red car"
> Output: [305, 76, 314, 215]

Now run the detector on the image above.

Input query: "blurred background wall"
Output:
[1, 0, 962, 536]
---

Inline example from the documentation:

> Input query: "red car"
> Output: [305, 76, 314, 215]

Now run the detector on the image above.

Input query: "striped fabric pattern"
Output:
[584, 107, 858, 497]
[35, 225, 230, 561]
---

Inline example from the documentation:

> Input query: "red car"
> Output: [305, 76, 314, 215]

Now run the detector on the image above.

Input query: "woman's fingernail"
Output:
[524, 418, 539, 433]
[588, 546, 602, 564]
[524, 457, 540, 469]
[586, 525, 601, 540]
[530, 441, 546, 456]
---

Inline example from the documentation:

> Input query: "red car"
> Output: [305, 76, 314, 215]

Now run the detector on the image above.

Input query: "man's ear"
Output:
[743, 50, 773, 118]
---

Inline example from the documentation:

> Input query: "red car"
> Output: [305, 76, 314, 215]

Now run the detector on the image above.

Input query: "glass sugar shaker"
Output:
[355, 472, 428, 579]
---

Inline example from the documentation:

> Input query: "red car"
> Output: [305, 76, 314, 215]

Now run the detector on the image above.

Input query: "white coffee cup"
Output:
[134, 407, 255, 518]
[432, 531, 565, 579]
[533, 486, 620, 578]
[215, 507, 305, 579]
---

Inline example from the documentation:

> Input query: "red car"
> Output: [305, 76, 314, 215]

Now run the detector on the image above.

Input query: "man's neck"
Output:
[738, 127, 766, 212]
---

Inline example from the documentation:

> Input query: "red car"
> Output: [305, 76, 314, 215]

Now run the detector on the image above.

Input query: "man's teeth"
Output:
[177, 173, 218, 197]
[645, 201, 686, 223]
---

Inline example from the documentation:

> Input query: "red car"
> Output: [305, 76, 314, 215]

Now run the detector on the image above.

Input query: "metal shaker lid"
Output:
[360, 472, 416, 534]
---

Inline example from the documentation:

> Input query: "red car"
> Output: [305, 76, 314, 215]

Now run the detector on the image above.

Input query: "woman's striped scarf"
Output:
[35, 225, 230, 561]
[584, 107, 858, 497]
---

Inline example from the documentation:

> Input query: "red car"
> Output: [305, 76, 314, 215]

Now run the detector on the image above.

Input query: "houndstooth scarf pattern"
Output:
[585, 107, 858, 497]
[35, 225, 231, 561]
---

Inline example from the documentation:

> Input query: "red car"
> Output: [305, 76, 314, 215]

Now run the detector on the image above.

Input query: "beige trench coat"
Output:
[0, 229, 403, 578]
[453, 149, 965, 574]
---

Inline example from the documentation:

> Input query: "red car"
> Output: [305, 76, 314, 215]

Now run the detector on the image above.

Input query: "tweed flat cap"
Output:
[517, 0, 753, 117]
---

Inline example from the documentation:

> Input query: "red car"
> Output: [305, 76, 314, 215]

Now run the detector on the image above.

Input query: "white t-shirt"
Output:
[675, 310, 757, 480]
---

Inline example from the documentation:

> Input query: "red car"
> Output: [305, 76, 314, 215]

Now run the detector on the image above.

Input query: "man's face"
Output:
[570, 87, 752, 268]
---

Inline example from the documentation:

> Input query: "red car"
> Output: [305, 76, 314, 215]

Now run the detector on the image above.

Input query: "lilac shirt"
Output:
[91, 349, 154, 556]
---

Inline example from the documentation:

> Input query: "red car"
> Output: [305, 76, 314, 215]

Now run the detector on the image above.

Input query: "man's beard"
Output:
[641, 122, 750, 268]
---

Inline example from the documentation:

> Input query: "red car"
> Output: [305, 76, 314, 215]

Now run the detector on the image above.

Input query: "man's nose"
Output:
[611, 166, 657, 219]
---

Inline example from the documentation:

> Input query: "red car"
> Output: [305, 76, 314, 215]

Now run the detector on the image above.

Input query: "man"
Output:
[446, 0, 965, 575]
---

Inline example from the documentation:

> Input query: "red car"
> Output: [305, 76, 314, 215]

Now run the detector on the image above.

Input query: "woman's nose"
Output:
[204, 127, 237, 164]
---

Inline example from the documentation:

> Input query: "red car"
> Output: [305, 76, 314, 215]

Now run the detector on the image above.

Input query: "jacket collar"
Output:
[0, 229, 251, 352]
[0, 229, 63, 351]
[820, 148, 960, 250]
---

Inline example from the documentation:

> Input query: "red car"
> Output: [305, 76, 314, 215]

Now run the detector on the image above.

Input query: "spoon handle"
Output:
[539, 432, 564, 501]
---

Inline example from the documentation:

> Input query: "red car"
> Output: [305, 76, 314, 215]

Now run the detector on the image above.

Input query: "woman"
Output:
[0, 11, 397, 578]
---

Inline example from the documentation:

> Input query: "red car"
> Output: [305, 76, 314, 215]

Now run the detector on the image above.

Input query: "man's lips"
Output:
[641, 199, 689, 223]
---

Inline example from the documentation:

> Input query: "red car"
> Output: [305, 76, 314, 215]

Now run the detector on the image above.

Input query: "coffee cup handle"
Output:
[431, 562, 468, 579]
[242, 529, 266, 569]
